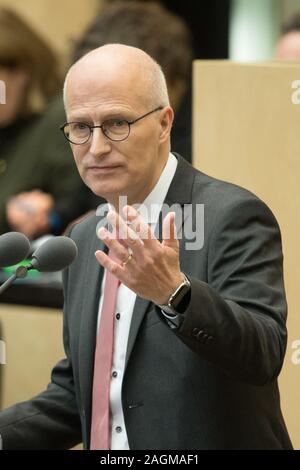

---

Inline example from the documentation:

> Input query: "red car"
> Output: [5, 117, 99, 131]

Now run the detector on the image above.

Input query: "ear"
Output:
[158, 106, 174, 144]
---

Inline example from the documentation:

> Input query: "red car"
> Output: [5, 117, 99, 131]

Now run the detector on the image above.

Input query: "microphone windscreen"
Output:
[31, 236, 78, 272]
[0, 232, 31, 268]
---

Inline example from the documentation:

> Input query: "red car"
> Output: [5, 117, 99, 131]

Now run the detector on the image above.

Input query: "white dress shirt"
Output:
[96, 152, 178, 450]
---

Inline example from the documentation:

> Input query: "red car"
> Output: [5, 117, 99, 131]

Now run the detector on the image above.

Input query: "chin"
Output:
[82, 169, 132, 200]
[89, 182, 127, 200]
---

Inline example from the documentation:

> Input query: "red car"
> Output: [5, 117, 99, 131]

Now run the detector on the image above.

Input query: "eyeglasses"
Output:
[60, 106, 163, 145]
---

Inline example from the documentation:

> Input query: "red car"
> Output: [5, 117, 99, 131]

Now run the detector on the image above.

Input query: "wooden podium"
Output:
[193, 60, 300, 448]
[0, 304, 64, 409]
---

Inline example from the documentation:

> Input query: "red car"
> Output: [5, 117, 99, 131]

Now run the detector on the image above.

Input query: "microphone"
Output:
[0, 232, 31, 268]
[0, 236, 78, 295]
[29, 236, 78, 272]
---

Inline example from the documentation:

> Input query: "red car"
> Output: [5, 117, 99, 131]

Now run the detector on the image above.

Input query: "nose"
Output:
[89, 127, 111, 157]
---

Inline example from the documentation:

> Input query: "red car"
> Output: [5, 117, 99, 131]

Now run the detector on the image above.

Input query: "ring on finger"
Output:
[123, 252, 133, 266]
[122, 248, 133, 266]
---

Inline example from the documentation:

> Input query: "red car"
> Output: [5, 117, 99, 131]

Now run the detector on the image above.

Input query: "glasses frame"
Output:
[60, 106, 163, 145]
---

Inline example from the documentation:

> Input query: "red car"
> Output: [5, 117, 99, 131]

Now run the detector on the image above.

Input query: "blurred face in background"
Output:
[275, 32, 300, 60]
[0, 66, 29, 127]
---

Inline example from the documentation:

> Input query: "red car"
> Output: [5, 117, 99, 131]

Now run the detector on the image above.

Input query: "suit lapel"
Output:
[125, 296, 152, 368]
[78, 221, 105, 444]
[124, 155, 195, 369]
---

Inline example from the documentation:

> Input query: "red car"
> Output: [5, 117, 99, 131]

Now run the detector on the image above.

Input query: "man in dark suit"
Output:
[0, 44, 292, 449]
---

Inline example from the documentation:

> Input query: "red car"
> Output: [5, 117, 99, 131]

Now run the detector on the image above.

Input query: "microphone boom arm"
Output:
[0, 265, 30, 296]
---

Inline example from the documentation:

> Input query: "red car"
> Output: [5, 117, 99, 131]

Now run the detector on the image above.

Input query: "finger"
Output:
[97, 226, 133, 264]
[123, 205, 158, 246]
[95, 249, 126, 282]
[162, 212, 179, 249]
[107, 210, 145, 253]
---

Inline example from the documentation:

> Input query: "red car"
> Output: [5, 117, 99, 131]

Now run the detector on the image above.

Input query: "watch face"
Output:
[170, 283, 191, 313]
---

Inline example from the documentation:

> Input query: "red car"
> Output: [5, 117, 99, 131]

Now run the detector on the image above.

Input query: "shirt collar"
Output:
[141, 152, 177, 226]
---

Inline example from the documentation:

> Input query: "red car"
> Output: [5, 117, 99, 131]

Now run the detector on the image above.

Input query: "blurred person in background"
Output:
[0, 8, 89, 239]
[275, 12, 300, 59]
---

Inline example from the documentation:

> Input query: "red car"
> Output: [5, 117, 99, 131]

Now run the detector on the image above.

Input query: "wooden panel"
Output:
[193, 60, 300, 448]
[0, 304, 83, 449]
[0, 304, 64, 408]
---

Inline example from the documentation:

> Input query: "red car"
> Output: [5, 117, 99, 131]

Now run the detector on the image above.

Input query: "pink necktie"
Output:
[90, 250, 120, 450]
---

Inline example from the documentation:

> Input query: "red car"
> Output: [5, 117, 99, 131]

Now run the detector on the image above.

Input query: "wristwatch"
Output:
[159, 273, 191, 315]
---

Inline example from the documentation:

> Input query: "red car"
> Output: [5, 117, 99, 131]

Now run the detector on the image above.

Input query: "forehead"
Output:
[65, 63, 146, 119]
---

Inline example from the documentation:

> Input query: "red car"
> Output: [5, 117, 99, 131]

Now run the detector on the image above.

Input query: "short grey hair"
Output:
[134, 55, 170, 108]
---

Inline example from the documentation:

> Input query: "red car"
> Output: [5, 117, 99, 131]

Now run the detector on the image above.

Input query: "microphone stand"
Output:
[0, 264, 34, 295]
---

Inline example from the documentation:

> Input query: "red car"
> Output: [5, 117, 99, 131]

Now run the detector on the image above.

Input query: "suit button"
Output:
[196, 330, 204, 341]
[207, 335, 213, 344]
[128, 402, 144, 409]
[192, 328, 200, 338]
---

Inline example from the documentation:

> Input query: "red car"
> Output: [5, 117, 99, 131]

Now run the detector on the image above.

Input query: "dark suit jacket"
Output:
[0, 155, 292, 449]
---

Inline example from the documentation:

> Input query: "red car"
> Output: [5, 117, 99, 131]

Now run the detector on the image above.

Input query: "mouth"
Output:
[87, 165, 121, 173]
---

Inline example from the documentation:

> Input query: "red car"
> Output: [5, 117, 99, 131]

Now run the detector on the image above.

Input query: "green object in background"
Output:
[2, 260, 39, 278]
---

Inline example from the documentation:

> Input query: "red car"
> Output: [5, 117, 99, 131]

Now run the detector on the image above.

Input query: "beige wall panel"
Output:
[0, 304, 64, 408]
[193, 60, 300, 448]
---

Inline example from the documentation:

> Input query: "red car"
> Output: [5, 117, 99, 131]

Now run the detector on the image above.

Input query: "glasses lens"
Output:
[64, 122, 90, 144]
[102, 119, 130, 141]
